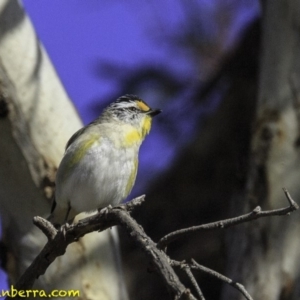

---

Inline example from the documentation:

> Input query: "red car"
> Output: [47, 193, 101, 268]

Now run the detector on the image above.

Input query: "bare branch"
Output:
[181, 263, 205, 300]
[282, 187, 299, 209]
[10, 195, 197, 300]
[122, 194, 146, 212]
[10, 190, 298, 300]
[172, 260, 253, 300]
[32, 217, 57, 241]
[190, 259, 253, 300]
[157, 189, 298, 250]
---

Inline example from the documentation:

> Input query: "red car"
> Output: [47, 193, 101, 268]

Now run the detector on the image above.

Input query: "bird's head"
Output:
[103, 94, 161, 137]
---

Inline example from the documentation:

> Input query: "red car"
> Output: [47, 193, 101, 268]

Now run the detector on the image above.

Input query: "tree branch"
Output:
[172, 259, 253, 300]
[181, 263, 205, 300]
[157, 188, 298, 250]
[10, 195, 197, 300]
[10, 189, 298, 300]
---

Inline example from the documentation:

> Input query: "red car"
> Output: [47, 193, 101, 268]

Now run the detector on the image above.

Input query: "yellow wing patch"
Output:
[68, 134, 100, 168]
[136, 100, 150, 112]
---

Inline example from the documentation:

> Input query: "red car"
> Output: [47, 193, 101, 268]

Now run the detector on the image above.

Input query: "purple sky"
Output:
[22, 1, 195, 123]
[20, 0, 260, 191]
[0, 0, 260, 290]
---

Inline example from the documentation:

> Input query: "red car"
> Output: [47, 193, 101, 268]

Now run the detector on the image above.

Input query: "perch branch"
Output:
[10, 189, 298, 300]
[10, 195, 197, 300]
[157, 188, 298, 250]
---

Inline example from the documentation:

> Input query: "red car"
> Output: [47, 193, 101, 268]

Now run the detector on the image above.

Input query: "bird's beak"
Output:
[147, 109, 162, 117]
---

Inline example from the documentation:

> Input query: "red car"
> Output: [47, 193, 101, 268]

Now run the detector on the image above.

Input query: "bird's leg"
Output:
[60, 223, 69, 238]
[64, 203, 72, 223]
[97, 205, 113, 232]
[58, 203, 72, 238]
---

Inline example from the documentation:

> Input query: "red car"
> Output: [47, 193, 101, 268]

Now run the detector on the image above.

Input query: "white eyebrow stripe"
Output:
[111, 101, 137, 110]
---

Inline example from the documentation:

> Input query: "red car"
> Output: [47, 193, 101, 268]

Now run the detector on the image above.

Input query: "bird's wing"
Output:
[65, 127, 87, 151]
[65, 118, 102, 151]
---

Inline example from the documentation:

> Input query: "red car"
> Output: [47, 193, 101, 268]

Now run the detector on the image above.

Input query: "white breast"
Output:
[55, 137, 138, 213]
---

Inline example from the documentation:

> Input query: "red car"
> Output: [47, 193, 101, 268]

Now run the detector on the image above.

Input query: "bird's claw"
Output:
[114, 204, 126, 211]
[59, 223, 70, 239]
[98, 205, 113, 215]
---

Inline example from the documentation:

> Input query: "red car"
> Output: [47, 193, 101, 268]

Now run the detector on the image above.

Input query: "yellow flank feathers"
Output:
[68, 135, 99, 168]
[124, 157, 138, 197]
[136, 100, 150, 112]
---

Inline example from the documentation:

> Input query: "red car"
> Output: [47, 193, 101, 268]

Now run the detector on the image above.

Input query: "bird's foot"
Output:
[97, 205, 113, 232]
[59, 222, 71, 239]
[114, 204, 126, 211]
[98, 205, 113, 215]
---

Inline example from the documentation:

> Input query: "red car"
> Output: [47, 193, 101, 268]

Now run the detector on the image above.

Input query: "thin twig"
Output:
[190, 259, 253, 300]
[182, 263, 205, 300]
[33, 216, 57, 241]
[157, 189, 298, 250]
[123, 194, 146, 212]
[282, 187, 299, 209]
[171, 260, 253, 300]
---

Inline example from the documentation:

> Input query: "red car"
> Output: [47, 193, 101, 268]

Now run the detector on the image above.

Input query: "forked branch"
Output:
[9, 189, 298, 300]
[10, 196, 197, 300]
[157, 188, 298, 250]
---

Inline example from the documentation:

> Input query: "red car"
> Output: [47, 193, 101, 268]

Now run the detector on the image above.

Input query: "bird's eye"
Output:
[127, 107, 139, 113]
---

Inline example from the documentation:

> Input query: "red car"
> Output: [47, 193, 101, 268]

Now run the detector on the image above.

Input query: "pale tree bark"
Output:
[222, 1, 300, 299]
[0, 1, 128, 299]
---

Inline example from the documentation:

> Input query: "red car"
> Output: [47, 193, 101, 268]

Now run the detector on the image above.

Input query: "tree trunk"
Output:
[0, 1, 128, 299]
[222, 1, 300, 299]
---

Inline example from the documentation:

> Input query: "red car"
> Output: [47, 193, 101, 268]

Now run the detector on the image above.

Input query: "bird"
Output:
[49, 94, 161, 225]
